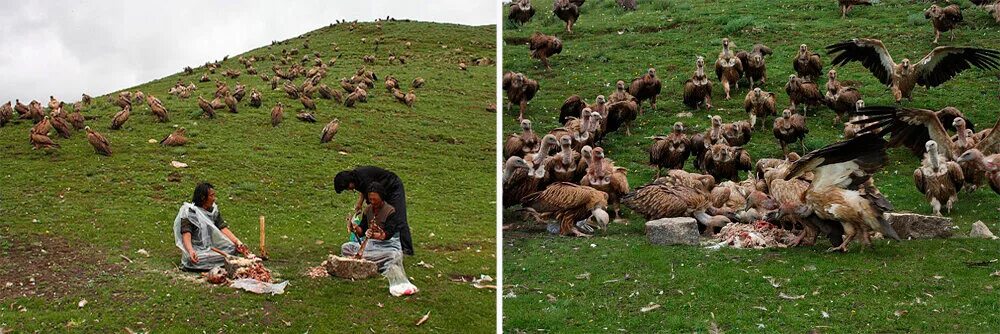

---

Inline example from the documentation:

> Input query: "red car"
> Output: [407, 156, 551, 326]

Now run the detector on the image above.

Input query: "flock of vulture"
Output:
[503, 0, 1000, 251]
[1, 21, 434, 157]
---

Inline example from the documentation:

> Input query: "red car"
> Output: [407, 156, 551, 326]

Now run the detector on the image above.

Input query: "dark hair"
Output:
[334, 170, 357, 193]
[367, 182, 385, 199]
[192, 182, 215, 207]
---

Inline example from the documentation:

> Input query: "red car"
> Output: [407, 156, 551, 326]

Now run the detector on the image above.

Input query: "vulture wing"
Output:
[914, 47, 1000, 88]
[560, 95, 586, 124]
[854, 106, 956, 159]
[826, 39, 896, 86]
[785, 133, 888, 190]
[913, 168, 927, 194]
[522, 182, 607, 211]
[973, 117, 1000, 155]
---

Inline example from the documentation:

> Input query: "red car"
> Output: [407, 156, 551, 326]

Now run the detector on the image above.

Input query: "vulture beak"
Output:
[588, 208, 610, 230]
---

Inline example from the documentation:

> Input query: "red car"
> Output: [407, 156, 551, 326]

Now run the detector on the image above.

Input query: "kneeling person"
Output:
[173, 182, 248, 271]
[341, 185, 418, 296]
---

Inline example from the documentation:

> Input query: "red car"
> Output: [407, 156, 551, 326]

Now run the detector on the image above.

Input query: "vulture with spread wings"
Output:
[826, 39, 1000, 103]
[784, 134, 900, 252]
[853, 106, 989, 160]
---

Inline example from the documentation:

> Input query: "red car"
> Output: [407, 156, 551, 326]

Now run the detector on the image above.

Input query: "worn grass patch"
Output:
[504, 0, 1000, 332]
[0, 20, 496, 333]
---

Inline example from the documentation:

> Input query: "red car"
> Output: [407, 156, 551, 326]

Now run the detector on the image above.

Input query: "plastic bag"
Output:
[383, 264, 418, 297]
[230, 278, 288, 295]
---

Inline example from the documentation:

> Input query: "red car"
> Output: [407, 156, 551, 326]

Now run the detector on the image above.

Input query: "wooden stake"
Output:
[259, 215, 268, 259]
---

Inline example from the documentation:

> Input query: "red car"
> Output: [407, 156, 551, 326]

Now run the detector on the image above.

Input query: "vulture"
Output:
[404, 90, 416, 107]
[300, 94, 316, 110]
[32, 115, 52, 136]
[744, 87, 777, 130]
[384, 76, 399, 92]
[579, 147, 629, 221]
[26, 100, 44, 123]
[914, 141, 964, 216]
[763, 172, 837, 247]
[925, 4, 963, 44]
[412, 77, 425, 89]
[655, 169, 716, 193]
[233, 84, 246, 102]
[318, 84, 342, 103]
[30, 130, 59, 150]
[683, 56, 713, 110]
[784, 134, 900, 252]
[546, 135, 582, 183]
[249, 89, 263, 108]
[793, 44, 823, 82]
[0, 101, 13, 127]
[951, 117, 976, 155]
[51, 116, 72, 139]
[47, 96, 60, 111]
[504, 119, 540, 159]
[622, 182, 731, 235]
[648, 122, 691, 177]
[839, 0, 875, 18]
[502, 72, 539, 121]
[715, 38, 744, 100]
[524, 134, 560, 168]
[508, 0, 535, 26]
[691, 115, 729, 171]
[224, 93, 238, 113]
[392, 88, 407, 105]
[826, 39, 1000, 103]
[271, 103, 284, 127]
[81, 94, 92, 106]
[503, 156, 548, 208]
[617, 0, 637, 10]
[843, 101, 866, 140]
[553, 0, 580, 33]
[853, 106, 989, 160]
[161, 128, 188, 147]
[521, 182, 610, 237]
[149, 99, 169, 123]
[605, 98, 638, 136]
[785, 74, 824, 115]
[629, 68, 662, 113]
[739, 43, 772, 88]
[14, 100, 28, 117]
[559, 95, 607, 125]
[197, 96, 216, 118]
[320, 118, 340, 143]
[528, 32, 562, 70]
[296, 112, 317, 123]
[957, 148, 1000, 194]
[721, 119, 752, 147]
[110, 105, 131, 130]
[85, 126, 110, 155]
[702, 143, 752, 182]
[825, 70, 862, 124]
[552, 110, 600, 150]
[609, 80, 634, 104]
[774, 109, 809, 155]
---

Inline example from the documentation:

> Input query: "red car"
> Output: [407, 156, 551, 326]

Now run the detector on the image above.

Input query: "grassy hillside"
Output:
[0, 20, 496, 333]
[503, 0, 1000, 332]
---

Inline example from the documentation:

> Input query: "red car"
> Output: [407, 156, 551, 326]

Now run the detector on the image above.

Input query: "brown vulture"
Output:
[683, 56, 713, 110]
[956, 149, 1000, 194]
[521, 182, 610, 237]
[721, 119, 752, 147]
[30, 130, 58, 150]
[839, 0, 875, 18]
[233, 84, 246, 102]
[320, 118, 340, 144]
[629, 68, 663, 113]
[161, 128, 188, 147]
[412, 77, 426, 89]
[925, 4, 963, 44]
[914, 141, 964, 216]
[249, 89, 263, 107]
[825, 70, 862, 124]
[503, 156, 548, 208]
[553, 0, 580, 33]
[502, 72, 539, 121]
[702, 143, 752, 182]
[524, 134, 560, 168]
[691, 115, 728, 171]
[85, 126, 109, 155]
[605, 99, 638, 136]
[197, 96, 216, 118]
[852, 106, 985, 160]
[744, 87, 777, 130]
[14, 99, 28, 117]
[715, 38, 743, 100]
[149, 98, 169, 122]
[622, 182, 731, 235]
[826, 39, 1000, 103]
[51, 116, 72, 139]
[528, 32, 562, 70]
[843, 101, 866, 140]
[81, 94, 92, 106]
[504, 119, 541, 159]
[546, 135, 582, 183]
[773, 109, 809, 155]
[271, 103, 284, 127]
[560, 95, 607, 126]
[738, 43, 772, 88]
[579, 147, 629, 221]
[784, 133, 900, 252]
[0, 101, 13, 127]
[223, 93, 238, 113]
[296, 112, 317, 123]
[110, 105, 130, 130]
[793, 44, 823, 82]
[617, 0, 637, 10]
[508, 0, 535, 26]
[785, 74, 824, 115]
[654, 169, 716, 193]
[648, 122, 691, 177]
[404, 90, 416, 107]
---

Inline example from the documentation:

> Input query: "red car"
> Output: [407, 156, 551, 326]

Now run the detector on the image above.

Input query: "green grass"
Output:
[503, 0, 1000, 332]
[0, 20, 496, 332]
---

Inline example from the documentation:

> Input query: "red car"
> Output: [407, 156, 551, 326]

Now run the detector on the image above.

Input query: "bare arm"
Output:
[182, 232, 198, 263]
[355, 193, 365, 212]
[220, 227, 242, 246]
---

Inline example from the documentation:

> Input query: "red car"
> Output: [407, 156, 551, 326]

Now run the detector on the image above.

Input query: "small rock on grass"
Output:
[969, 221, 997, 240]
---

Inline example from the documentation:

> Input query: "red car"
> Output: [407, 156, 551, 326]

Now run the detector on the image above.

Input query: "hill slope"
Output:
[1, 20, 496, 333]
[503, 0, 1000, 332]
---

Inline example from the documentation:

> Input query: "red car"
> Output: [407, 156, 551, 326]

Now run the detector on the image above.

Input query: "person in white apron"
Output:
[172, 182, 249, 271]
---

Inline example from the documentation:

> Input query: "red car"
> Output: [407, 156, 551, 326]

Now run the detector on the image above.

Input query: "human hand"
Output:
[235, 243, 249, 256]
[189, 250, 200, 264]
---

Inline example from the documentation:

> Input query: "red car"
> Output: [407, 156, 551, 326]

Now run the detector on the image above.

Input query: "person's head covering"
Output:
[334, 170, 356, 193]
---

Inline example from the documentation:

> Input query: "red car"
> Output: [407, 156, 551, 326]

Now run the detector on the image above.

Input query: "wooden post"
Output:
[259, 215, 268, 259]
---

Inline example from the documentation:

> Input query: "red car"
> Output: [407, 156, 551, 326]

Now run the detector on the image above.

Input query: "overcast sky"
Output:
[0, 1, 497, 104]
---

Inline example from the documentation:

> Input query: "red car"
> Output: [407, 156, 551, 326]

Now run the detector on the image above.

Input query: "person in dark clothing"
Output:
[334, 166, 414, 255]
[341, 185, 418, 296]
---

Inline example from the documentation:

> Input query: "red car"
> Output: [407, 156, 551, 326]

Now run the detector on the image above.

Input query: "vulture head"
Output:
[85, 125, 94, 133]
[721, 38, 731, 51]
[926, 140, 942, 170]
[589, 112, 603, 132]
[647, 68, 657, 78]
[957, 148, 985, 166]
[512, 73, 526, 88]
[900, 58, 912, 71]
[616, 80, 626, 92]
[925, 5, 941, 19]
[711, 115, 723, 129]
[672, 121, 684, 133]
[781, 108, 793, 119]
[520, 119, 533, 132]
[787, 74, 800, 86]
[828, 69, 837, 81]
[797, 44, 808, 58]
[752, 87, 763, 98]
[595, 95, 606, 105]
[696, 56, 706, 68]
[952, 117, 967, 132]
[587, 207, 611, 231]
[856, 99, 865, 110]
[786, 152, 801, 162]
[581, 145, 593, 161]
[503, 156, 530, 182]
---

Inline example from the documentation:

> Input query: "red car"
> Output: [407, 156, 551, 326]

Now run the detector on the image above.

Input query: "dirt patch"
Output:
[0, 233, 122, 301]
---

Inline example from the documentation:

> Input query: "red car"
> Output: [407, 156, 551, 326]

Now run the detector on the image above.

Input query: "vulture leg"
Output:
[891, 87, 903, 104]
[946, 194, 957, 214]
[799, 140, 807, 154]
[704, 95, 713, 111]
[930, 197, 942, 216]
[723, 81, 731, 100]
[858, 225, 874, 250]
[841, 6, 846, 19]
[518, 100, 527, 121]
[780, 141, 789, 156]
[541, 56, 551, 71]
[650, 96, 657, 113]
[933, 30, 940, 45]
[828, 224, 855, 252]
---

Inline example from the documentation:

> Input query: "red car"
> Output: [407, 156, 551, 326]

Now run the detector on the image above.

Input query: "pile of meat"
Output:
[232, 261, 273, 282]
[708, 220, 797, 249]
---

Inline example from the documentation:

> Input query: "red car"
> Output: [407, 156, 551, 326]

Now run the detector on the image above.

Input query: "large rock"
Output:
[645, 217, 700, 246]
[884, 213, 955, 239]
[324, 255, 379, 280]
[969, 221, 998, 240]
